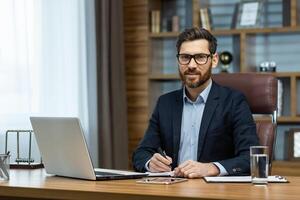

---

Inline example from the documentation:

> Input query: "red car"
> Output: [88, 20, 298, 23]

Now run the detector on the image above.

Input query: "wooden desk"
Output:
[0, 169, 299, 200]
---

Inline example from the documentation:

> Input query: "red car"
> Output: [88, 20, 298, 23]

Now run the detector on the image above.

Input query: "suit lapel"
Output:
[172, 88, 183, 168]
[197, 82, 219, 160]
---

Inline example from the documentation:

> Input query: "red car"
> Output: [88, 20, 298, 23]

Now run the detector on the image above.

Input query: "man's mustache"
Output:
[184, 70, 201, 75]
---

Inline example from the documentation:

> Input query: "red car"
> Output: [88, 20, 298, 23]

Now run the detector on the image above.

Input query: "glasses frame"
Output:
[176, 53, 212, 65]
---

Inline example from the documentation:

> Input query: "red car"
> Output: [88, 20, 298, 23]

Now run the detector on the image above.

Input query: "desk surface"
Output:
[0, 169, 299, 200]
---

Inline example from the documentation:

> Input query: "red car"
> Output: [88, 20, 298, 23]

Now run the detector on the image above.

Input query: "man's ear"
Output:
[211, 53, 219, 68]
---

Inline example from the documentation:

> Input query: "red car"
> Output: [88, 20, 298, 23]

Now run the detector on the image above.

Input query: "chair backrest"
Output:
[212, 73, 277, 173]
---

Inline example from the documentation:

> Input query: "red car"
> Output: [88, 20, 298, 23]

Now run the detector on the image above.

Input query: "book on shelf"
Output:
[277, 79, 283, 116]
[150, 10, 161, 33]
[199, 8, 212, 30]
[172, 15, 179, 32]
[282, 0, 291, 26]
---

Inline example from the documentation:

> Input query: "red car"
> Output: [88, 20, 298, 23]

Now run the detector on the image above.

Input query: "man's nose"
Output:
[188, 57, 198, 69]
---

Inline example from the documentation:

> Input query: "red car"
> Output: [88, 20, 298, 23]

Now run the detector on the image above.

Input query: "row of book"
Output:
[150, 9, 211, 33]
[150, 10, 161, 33]
[151, 1, 288, 32]
[150, 10, 180, 33]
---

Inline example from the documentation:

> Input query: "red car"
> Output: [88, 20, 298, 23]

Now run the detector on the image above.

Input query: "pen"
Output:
[157, 147, 173, 172]
[157, 147, 167, 159]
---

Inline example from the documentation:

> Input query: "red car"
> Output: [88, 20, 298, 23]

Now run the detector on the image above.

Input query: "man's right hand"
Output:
[148, 153, 172, 172]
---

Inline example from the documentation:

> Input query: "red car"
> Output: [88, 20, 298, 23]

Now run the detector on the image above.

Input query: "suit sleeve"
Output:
[218, 93, 259, 175]
[132, 97, 162, 172]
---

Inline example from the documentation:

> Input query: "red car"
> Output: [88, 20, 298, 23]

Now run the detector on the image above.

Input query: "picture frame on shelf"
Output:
[287, 129, 300, 161]
[235, 1, 263, 29]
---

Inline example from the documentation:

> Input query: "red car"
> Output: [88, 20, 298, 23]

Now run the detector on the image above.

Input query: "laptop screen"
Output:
[30, 117, 97, 180]
[30, 117, 147, 180]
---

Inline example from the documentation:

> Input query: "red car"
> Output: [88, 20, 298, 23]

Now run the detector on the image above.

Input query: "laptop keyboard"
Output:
[95, 171, 122, 176]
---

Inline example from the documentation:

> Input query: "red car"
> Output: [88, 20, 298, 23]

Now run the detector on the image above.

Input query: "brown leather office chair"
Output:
[212, 73, 277, 173]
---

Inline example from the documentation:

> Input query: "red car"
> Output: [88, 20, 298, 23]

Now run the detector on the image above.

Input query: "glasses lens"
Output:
[194, 54, 209, 65]
[178, 54, 191, 64]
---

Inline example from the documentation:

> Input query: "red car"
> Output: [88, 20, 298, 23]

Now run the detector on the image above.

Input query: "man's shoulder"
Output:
[157, 88, 182, 103]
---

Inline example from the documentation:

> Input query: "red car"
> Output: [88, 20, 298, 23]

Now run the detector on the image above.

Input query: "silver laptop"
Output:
[30, 117, 147, 180]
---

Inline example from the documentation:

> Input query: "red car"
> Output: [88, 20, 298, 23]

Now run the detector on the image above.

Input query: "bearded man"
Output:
[132, 27, 259, 178]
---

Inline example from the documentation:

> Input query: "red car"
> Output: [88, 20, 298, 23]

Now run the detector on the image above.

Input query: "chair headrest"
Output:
[212, 73, 277, 114]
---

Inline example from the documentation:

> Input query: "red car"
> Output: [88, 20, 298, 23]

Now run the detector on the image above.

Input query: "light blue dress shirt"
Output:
[178, 80, 228, 176]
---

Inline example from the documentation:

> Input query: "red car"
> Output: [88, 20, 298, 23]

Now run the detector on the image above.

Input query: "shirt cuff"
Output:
[144, 159, 151, 171]
[213, 162, 228, 176]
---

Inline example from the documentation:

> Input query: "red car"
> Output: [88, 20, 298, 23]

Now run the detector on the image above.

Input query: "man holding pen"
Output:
[132, 27, 259, 178]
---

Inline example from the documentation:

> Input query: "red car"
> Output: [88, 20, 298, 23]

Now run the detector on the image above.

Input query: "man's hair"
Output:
[176, 27, 217, 54]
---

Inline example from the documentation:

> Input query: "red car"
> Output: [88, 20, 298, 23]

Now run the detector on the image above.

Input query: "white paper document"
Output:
[146, 171, 174, 177]
[204, 176, 288, 183]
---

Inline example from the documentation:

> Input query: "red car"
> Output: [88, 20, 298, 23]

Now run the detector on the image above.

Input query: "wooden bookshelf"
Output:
[149, 26, 300, 38]
[278, 117, 300, 123]
[276, 72, 300, 123]
[124, 0, 300, 168]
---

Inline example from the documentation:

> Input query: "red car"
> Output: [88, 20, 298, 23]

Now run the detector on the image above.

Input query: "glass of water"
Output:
[250, 146, 269, 185]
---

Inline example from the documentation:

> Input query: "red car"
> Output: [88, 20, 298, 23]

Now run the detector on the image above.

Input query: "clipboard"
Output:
[136, 177, 188, 185]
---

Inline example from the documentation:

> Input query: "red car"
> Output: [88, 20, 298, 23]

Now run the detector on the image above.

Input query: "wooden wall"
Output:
[123, 0, 149, 168]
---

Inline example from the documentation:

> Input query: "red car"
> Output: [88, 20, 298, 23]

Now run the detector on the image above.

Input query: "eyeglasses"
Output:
[176, 53, 212, 65]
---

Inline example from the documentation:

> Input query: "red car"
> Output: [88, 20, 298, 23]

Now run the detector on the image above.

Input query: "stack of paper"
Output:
[204, 176, 288, 183]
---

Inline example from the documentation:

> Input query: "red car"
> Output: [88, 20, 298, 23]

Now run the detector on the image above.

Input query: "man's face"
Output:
[177, 39, 218, 88]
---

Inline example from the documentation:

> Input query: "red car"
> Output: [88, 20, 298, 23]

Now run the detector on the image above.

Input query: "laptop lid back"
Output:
[30, 117, 96, 180]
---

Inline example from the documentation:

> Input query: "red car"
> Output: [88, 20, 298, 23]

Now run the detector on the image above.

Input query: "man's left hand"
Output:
[174, 160, 220, 178]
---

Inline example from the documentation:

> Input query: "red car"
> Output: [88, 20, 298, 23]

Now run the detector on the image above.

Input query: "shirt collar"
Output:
[183, 79, 212, 104]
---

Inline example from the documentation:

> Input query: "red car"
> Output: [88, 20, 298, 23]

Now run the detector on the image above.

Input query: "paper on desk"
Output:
[146, 171, 174, 177]
[204, 176, 288, 183]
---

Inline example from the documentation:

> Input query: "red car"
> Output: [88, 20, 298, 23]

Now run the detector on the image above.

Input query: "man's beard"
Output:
[179, 64, 212, 88]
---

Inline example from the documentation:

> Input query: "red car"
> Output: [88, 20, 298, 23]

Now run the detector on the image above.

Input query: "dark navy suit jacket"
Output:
[133, 81, 259, 175]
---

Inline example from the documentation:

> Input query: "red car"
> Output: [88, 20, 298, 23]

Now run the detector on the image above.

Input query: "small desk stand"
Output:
[5, 130, 44, 169]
